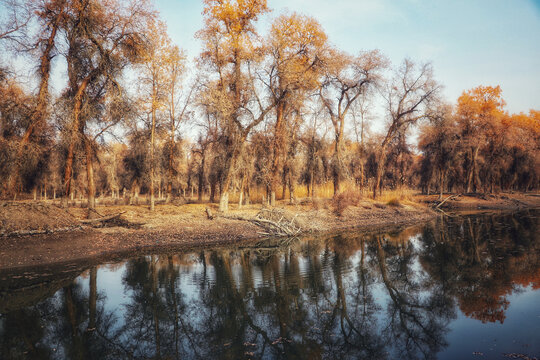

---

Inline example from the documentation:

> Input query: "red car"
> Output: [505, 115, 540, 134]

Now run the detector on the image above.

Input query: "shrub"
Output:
[332, 190, 362, 216]
[387, 198, 401, 207]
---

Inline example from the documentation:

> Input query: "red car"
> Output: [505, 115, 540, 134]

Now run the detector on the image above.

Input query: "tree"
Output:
[373, 59, 439, 198]
[197, 0, 276, 212]
[456, 85, 505, 193]
[163, 46, 190, 203]
[5, 0, 67, 197]
[138, 18, 173, 210]
[263, 13, 327, 205]
[61, 0, 152, 209]
[418, 104, 458, 199]
[319, 49, 386, 195]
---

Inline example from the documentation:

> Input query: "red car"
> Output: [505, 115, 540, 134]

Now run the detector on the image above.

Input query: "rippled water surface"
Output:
[1, 210, 539, 359]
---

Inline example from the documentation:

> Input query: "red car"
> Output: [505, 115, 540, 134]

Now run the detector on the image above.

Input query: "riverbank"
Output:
[0, 193, 538, 270]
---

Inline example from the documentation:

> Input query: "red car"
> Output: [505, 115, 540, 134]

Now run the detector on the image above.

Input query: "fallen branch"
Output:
[0, 225, 84, 237]
[80, 212, 126, 224]
[435, 194, 458, 209]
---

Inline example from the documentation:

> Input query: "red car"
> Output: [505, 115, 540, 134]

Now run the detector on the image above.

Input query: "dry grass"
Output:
[375, 188, 415, 203]
[195, 182, 417, 207]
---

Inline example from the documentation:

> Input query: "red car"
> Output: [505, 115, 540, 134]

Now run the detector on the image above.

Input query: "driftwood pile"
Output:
[251, 208, 303, 237]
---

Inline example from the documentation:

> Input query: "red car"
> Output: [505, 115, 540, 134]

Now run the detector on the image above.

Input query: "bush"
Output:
[332, 190, 362, 216]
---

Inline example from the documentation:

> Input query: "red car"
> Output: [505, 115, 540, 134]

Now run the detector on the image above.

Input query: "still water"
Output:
[1, 210, 539, 359]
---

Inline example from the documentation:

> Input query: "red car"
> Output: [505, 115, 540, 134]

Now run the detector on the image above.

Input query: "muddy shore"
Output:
[0, 193, 538, 271]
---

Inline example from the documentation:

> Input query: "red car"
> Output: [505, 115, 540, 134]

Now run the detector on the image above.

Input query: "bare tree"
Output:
[62, 0, 153, 209]
[319, 49, 387, 195]
[373, 59, 440, 198]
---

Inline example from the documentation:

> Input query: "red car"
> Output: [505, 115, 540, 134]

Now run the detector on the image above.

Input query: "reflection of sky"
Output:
[444, 286, 540, 359]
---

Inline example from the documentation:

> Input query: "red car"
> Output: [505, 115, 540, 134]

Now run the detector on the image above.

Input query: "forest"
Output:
[0, 0, 538, 213]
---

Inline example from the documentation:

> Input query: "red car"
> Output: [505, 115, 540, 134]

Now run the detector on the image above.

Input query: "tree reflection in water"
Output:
[1, 210, 538, 359]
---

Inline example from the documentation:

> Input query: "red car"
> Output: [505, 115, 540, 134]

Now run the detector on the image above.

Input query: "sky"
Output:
[155, 0, 540, 114]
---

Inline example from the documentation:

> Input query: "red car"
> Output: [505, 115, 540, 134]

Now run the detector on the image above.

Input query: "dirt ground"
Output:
[0, 192, 538, 270]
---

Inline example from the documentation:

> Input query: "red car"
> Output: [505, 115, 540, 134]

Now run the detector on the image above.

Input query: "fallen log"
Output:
[79, 212, 126, 224]
[0, 226, 84, 237]
[435, 194, 459, 209]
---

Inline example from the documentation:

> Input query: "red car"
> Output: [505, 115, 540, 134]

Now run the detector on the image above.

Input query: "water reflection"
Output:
[1, 210, 539, 359]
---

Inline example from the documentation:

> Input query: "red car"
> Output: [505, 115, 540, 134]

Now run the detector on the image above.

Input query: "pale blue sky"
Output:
[156, 0, 540, 113]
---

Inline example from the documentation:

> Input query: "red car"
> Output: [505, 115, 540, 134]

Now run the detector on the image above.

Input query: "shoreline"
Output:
[0, 193, 538, 271]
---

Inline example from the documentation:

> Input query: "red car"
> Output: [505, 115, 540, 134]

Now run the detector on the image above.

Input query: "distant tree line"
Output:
[0, 0, 538, 211]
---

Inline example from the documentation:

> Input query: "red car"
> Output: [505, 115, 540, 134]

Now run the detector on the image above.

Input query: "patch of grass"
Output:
[376, 188, 414, 202]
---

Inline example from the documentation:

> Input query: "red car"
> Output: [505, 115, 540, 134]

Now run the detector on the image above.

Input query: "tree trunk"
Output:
[218, 143, 242, 212]
[245, 184, 251, 205]
[438, 169, 444, 201]
[130, 180, 140, 205]
[310, 169, 315, 198]
[238, 190, 244, 209]
[63, 77, 91, 208]
[219, 191, 229, 212]
[373, 147, 387, 199]
[270, 94, 287, 207]
[466, 146, 479, 193]
[210, 181, 216, 203]
[288, 172, 295, 203]
[281, 167, 287, 200]
[238, 174, 245, 209]
[166, 148, 174, 204]
[86, 139, 96, 210]
[149, 79, 157, 210]
[198, 154, 206, 202]
[333, 130, 343, 195]
[360, 160, 365, 192]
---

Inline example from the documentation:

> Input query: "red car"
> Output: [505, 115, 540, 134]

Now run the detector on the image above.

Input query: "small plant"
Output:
[311, 198, 321, 210]
[332, 190, 362, 216]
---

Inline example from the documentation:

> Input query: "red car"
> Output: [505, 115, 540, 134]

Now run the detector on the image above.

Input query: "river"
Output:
[1, 210, 539, 359]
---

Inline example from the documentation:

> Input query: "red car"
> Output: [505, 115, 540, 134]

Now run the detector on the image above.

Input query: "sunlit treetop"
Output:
[457, 85, 505, 119]
[267, 13, 328, 93]
[199, 0, 269, 56]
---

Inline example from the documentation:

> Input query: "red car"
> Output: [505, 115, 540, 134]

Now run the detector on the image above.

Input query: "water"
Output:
[1, 210, 539, 359]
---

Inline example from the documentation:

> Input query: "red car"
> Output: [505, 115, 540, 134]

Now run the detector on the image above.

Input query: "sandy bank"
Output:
[0, 193, 538, 270]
